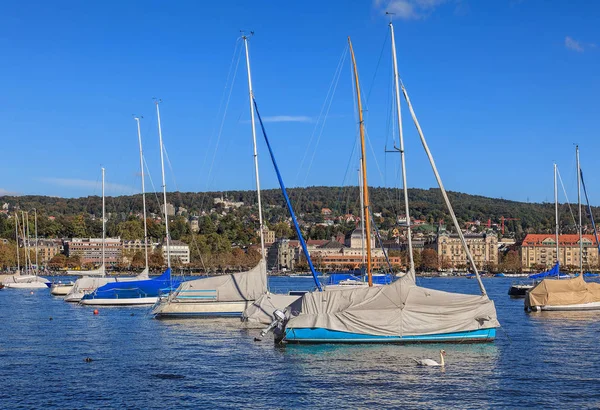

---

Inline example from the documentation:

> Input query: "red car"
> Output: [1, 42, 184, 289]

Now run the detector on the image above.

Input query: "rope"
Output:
[557, 166, 577, 228]
[300, 45, 349, 187]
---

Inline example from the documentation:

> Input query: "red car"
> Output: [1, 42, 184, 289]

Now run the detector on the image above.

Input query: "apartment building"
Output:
[521, 234, 599, 271]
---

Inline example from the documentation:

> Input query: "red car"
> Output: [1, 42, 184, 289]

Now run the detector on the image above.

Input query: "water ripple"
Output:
[1, 277, 600, 408]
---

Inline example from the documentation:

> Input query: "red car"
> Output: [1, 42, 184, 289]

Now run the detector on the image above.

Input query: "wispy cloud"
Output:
[373, 0, 450, 20]
[40, 178, 136, 195]
[565, 36, 584, 52]
[261, 115, 313, 123]
[0, 188, 20, 196]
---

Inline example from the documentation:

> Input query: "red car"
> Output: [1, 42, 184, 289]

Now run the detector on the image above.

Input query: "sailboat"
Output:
[151, 35, 268, 318]
[64, 168, 125, 302]
[264, 30, 498, 344]
[509, 164, 568, 297]
[80, 113, 180, 305]
[3, 210, 50, 289]
[526, 146, 600, 311]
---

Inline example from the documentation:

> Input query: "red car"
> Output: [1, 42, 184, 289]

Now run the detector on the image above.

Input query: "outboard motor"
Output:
[258, 309, 287, 342]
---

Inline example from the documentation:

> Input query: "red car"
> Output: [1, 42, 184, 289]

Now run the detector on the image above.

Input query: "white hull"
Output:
[538, 301, 600, 311]
[152, 300, 251, 318]
[3, 275, 50, 289]
[79, 297, 157, 306]
[4, 281, 49, 289]
[50, 284, 75, 296]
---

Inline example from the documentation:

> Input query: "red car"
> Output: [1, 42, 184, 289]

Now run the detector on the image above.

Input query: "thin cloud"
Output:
[565, 36, 584, 52]
[0, 188, 20, 196]
[374, 0, 450, 20]
[40, 177, 136, 195]
[261, 115, 312, 123]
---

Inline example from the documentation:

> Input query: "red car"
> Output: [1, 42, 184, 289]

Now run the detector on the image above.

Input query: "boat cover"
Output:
[81, 268, 177, 300]
[242, 293, 301, 326]
[529, 262, 570, 279]
[283, 275, 499, 337]
[324, 273, 393, 285]
[526, 275, 600, 307]
[66, 277, 116, 297]
[67, 265, 105, 276]
[174, 259, 267, 302]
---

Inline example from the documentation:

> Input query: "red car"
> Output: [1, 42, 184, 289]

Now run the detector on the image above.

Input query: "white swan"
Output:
[413, 349, 446, 367]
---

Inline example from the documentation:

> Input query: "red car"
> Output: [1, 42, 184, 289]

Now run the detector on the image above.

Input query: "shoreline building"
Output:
[160, 239, 190, 265]
[266, 232, 403, 272]
[64, 237, 122, 267]
[431, 228, 498, 270]
[521, 234, 599, 272]
[37, 239, 63, 264]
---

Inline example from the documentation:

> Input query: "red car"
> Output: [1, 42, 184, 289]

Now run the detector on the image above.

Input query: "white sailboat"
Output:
[152, 35, 268, 318]
[64, 168, 121, 302]
[526, 146, 600, 311]
[79, 113, 178, 306]
[3, 210, 50, 289]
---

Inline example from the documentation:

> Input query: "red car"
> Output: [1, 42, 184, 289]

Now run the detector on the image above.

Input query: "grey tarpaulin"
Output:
[284, 275, 499, 337]
[175, 259, 267, 302]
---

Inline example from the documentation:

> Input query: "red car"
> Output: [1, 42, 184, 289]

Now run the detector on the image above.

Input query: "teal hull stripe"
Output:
[284, 327, 496, 343]
[174, 296, 217, 299]
[178, 290, 216, 293]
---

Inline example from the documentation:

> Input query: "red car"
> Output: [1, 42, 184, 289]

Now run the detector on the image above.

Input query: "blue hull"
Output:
[283, 327, 496, 344]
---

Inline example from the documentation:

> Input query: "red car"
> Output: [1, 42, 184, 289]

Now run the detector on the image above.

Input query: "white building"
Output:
[161, 240, 190, 264]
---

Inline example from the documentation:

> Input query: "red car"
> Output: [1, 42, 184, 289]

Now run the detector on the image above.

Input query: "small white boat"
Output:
[50, 281, 75, 296]
[3, 275, 50, 289]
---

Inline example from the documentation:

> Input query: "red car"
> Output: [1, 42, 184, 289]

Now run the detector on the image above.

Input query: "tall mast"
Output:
[102, 167, 106, 273]
[23, 211, 29, 274]
[348, 37, 373, 287]
[389, 21, 415, 281]
[359, 164, 366, 268]
[243, 34, 266, 259]
[15, 212, 20, 274]
[135, 117, 149, 273]
[156, 100, 171, 268]
[34, 209, 38, 275]
[576, 145, 583, 275]
[554, 163, 560, 268]
[401, 84, 487, 296]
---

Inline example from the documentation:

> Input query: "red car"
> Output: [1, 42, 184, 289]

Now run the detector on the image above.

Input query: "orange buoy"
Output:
[93, 309, 99, 315]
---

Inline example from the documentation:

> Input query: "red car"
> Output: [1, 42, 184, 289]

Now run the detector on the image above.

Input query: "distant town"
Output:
[1, 188, 599, 275]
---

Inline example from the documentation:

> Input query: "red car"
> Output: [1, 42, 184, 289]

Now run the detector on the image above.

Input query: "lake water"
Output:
[1, 276, 599, 409]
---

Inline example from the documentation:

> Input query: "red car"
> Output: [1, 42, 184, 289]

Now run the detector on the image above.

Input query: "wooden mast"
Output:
[348, 37, 372, 287]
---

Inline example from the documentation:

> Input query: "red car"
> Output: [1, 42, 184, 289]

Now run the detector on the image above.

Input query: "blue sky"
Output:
[1, 0, 599, 205]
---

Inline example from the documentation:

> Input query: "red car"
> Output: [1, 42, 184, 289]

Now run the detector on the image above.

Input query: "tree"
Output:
[421, 249, 439, 271]
[149, 249, 164, 269]
[48, 254, 67, 269]
[130, 251, 146, 269]
[500, 250, 521, 273]
[117, 220, 144, 241]
[272, 222, 293, 239]
[147, 218, 165, 242]
[0, 242, 16, 269]
[66, 255, 81, 268]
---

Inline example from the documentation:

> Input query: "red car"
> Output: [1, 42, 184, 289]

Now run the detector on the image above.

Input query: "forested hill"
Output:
[0, 186, 595, 237]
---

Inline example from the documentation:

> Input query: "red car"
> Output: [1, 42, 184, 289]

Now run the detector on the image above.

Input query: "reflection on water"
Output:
[1, 277, 600, 408]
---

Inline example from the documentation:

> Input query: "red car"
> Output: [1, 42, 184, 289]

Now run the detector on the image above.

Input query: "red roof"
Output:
[522, 234, 599, 246]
